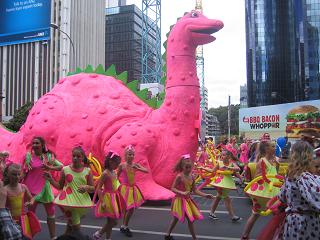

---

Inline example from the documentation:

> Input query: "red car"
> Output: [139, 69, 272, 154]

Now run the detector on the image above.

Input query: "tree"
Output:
[208, 104, 240, 136]
[3, 102, 33, 132]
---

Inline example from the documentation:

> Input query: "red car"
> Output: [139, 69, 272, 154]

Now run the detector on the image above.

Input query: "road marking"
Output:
[139, 206, 228, 214]
[39, 220, 243, 240]
[193, 195, 249, 199]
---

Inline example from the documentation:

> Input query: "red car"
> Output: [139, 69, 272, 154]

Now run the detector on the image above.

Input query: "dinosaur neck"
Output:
[157, 40, 200, 120]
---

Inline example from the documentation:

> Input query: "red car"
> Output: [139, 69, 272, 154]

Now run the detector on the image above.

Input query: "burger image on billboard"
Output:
[286, 105, 320, 138]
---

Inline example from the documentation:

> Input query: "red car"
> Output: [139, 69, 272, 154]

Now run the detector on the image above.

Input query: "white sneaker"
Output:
[92, 230, 102, 240]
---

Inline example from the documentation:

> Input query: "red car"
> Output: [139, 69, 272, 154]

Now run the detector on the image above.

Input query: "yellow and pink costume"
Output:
[118, 166, 144, 210]
[95, 171, 122, 219]
[6, 186, 41, 239]
[245, 158, 282, 215]
[210, 161, 237, 198]
[54, 166, 93, 225]
[171, 176, 203, 222]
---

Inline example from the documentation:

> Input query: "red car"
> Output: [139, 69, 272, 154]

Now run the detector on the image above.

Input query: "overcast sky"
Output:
[126, 0, 247, 108]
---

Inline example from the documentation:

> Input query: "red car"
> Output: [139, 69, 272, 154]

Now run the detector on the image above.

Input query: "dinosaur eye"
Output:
[191, 12, 198, 18]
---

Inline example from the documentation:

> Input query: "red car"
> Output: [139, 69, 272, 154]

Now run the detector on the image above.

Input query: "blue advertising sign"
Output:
[0, 0, 51, 46]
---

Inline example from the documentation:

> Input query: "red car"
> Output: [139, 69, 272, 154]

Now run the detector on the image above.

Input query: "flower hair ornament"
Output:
[5, 159, 14, 167]
[125, 145, 135, 153]
[109, 150, 120, 158]
[181, 154, 191, 159]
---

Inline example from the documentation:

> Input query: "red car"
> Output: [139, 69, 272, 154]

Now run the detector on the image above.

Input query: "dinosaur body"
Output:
[0, 11, 223, 200]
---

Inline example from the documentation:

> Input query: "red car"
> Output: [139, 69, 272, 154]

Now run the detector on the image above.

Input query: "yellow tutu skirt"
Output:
[15, 211, 41, 239]
[171, 196, 203, 222]
[118, 184, 144, 210]
[245, 175, 282, 215]
[95, 191, 122, 219]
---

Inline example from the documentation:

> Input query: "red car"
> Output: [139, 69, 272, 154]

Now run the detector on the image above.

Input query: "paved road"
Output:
[34, 189, 270, 240]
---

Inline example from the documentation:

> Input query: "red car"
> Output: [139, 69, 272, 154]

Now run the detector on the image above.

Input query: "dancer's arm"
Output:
[44, 170, 65, 190]
[117, 164, 123, 178]
[133, 163, 148, 173]
[199, 164, 218, 174]
[193, 188, 214, 199]
[78, 170, 95, 194]
[96, 171, 106, 199]
[260, 160, 270, 183]
[48, 158, 63, 171]
[22, 184, 35, 207]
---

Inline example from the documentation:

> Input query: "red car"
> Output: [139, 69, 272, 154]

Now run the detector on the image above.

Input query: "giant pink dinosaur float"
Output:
[0, 11, 223, 200]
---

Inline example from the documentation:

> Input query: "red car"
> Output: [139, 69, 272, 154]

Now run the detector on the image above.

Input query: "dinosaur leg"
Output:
[105, 130, 175, 201]
[136, 174, 175, 201]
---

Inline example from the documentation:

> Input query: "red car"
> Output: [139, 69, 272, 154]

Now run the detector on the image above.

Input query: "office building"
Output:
[0, 0, 105, 119]
[105, 4, 158, 82]
[240, 84, 248, 108]
[206, 114, 221, 137]
[298, 0, 320, 100]
[245, 0, 320, 107]
[106, 0, 126, 8]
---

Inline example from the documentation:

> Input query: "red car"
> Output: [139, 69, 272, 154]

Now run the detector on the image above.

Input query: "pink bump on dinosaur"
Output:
[0, 11, 223, 200]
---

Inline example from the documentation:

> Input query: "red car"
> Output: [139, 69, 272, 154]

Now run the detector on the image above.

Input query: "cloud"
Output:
[125, 0, 246, 108]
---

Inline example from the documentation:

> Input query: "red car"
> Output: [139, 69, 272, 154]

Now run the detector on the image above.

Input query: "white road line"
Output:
[193, 195, 249, 199]
[39, 220, 244, 240]
[139, 206, 228, 214]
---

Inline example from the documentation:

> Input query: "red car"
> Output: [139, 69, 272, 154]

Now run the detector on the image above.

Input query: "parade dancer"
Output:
[241, 141, 280, 239]
[164, 154, 214, 240]
[118, 145, 148, 237]
[239, 143, 249, 181]
[92, 151, 122, 240]
[226, 136, 238, 158]
[4, 163, 41, 239]
[276, 141, 320, 239]
[202, 149, 242, 222]
[0, 151, 9, 181]
[45, 147, 94, 234]
[0, 177, 23, 240]
[23, 137, 63, 240]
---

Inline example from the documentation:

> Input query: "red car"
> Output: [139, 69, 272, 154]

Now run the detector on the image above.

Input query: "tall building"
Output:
[106, 0, 126, 8]
[245, 0, 320, 107]
[240, 84, 248, 108]
[105, 4, 158, 82]
[297, 0, 320, 100]
[0, 0, 105, 120]
[206, 114, 221, 137]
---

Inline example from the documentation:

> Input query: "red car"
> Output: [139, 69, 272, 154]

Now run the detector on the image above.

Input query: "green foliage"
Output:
[208, 104, 240, 136]
[67, 64, 162, 109]
[3, 102, 33, 132]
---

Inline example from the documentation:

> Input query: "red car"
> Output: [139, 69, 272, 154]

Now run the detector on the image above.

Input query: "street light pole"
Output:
[50, 23, 76, 72]
[0, 95, 4, 122]
[228, 95, 231, 141]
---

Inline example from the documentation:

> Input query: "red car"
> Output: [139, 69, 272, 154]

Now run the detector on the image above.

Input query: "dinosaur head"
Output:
[167, 10, 224, 56]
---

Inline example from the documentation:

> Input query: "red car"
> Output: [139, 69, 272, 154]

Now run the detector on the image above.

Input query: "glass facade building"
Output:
[105, 5, 158, 82]
[246, 0, 320, 107]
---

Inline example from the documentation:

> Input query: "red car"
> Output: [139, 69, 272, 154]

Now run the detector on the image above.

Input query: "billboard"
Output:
[239, 100, 320, 140]
[0, 0, 51, 46]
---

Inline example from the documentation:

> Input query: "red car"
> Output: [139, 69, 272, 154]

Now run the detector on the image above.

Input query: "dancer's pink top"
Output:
[226, 143, 238, 158]
[175, 177, 193, 198]
[197, 151, 208, 164]
[119, 167, 135, 186]
[23, 156, 45, 195]
[103, 174, 118, 192]
[239, 143, 249, 164]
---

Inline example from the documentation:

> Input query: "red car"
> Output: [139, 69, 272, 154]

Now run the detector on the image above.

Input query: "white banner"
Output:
[239, 100, 320, 140]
